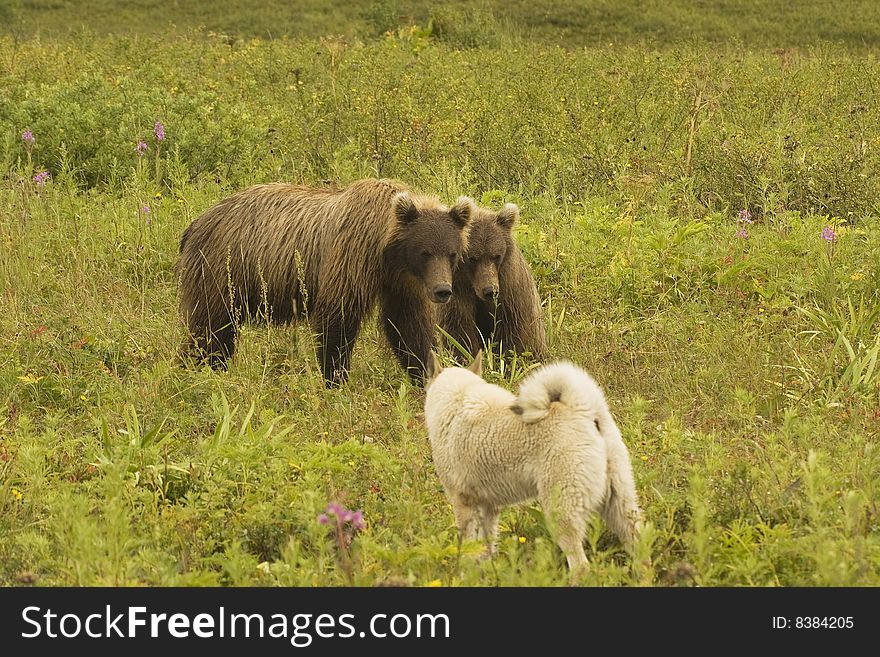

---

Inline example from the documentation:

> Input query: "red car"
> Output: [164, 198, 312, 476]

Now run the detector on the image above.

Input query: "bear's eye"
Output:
[468, 256, 478, 264]
[492, 254, 502, 262]
[421, 250, 431, 258]
[449, 253, 458, 262]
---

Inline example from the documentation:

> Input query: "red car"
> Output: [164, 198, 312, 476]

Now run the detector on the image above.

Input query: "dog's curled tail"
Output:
[510, 361, 607, 424]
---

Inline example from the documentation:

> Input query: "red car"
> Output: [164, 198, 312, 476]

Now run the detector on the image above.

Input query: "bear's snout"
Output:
[432, 285, 453, 303]
[479, 285, 499, 301]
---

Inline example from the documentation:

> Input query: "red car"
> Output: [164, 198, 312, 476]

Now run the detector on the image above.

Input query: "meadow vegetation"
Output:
[0, 2, 878, 585]
[5, 0, 880, 48]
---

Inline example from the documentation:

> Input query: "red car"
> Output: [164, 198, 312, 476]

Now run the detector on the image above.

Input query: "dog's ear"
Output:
[466, 350, 483, 376]
[426, 351, 443, 382]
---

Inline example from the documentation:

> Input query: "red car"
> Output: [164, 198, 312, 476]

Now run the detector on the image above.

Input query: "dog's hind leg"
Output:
[479, 504, 501, 553]
[555, 515, 588, 573]
[539, 484, 589, 573]
[450, 492, 482, 542]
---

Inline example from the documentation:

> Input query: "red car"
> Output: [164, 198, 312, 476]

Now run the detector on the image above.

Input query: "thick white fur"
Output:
[424, 356, 642, 572]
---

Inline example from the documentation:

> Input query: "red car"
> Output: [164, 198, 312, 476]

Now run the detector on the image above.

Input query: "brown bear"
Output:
[437, 202, 547, 361]
[177, 178, 474, 385]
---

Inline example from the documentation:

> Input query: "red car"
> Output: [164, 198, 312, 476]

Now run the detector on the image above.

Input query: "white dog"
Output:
[424, 351, 642, 572]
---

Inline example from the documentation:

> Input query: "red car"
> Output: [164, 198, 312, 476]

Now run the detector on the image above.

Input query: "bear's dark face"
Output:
[460, 204, 518, 302]
[393, 193, 474, 304]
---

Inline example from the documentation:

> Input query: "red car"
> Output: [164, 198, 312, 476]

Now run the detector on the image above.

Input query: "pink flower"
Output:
[32, 170, 51, 186]
[351, 510, 365, 530]
[136, 140, 148, 157]
[22, 130, 34, 145]
[154, 121, 165, 142]
[321, 502, 365, 530]
[821, 226, 837, 242]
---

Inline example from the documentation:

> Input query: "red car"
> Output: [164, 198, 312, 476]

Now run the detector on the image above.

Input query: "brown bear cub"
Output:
[177, 178, 474, 385]
[437, 202, 547, 361]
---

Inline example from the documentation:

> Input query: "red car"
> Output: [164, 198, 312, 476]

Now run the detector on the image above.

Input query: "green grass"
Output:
[0, 4, 878, 586]
[5, 0, 880, 48]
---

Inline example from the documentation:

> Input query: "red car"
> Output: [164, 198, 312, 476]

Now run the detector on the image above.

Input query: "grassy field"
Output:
[0, 2, 878, 586]
[6, 0, 880, 47]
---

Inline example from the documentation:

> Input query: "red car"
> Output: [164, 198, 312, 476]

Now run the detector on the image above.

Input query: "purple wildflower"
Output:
[141, 204, 151, 214]
[320, 502, 364, 586]
[351, 510, 365, 530]
[154, 121, 165, 142]
[32, 170, 51, 187]
[735, 227, 748, 239]
[136, 140, 148, 157]
[22, 130, 35, 145]
[736, 209, 753, 224]
[821, 226, 837, 242]
[321, 502, 365, 530]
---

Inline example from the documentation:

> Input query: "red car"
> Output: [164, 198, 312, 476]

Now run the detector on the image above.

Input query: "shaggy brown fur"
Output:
[438, 202, 547, 360]
[177, 178, 474, 385]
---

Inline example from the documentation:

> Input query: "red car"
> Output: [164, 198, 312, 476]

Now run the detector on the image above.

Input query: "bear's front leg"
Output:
[181, 307, 237, 370]
[314, 311, 363, 386]
[440, 295, 481, 363]
[380, 289, 433, 383]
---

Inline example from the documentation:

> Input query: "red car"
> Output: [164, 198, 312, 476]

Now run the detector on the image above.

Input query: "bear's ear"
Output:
[496, 203, 519, 230]
[466, 349, 483, 376]
[393, 192, 419, 224]
[449, 196, 475, 228]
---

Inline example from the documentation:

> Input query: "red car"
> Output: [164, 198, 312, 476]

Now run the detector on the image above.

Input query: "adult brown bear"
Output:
[177, 178, 474, 385]
[437, 202, 547, 361]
